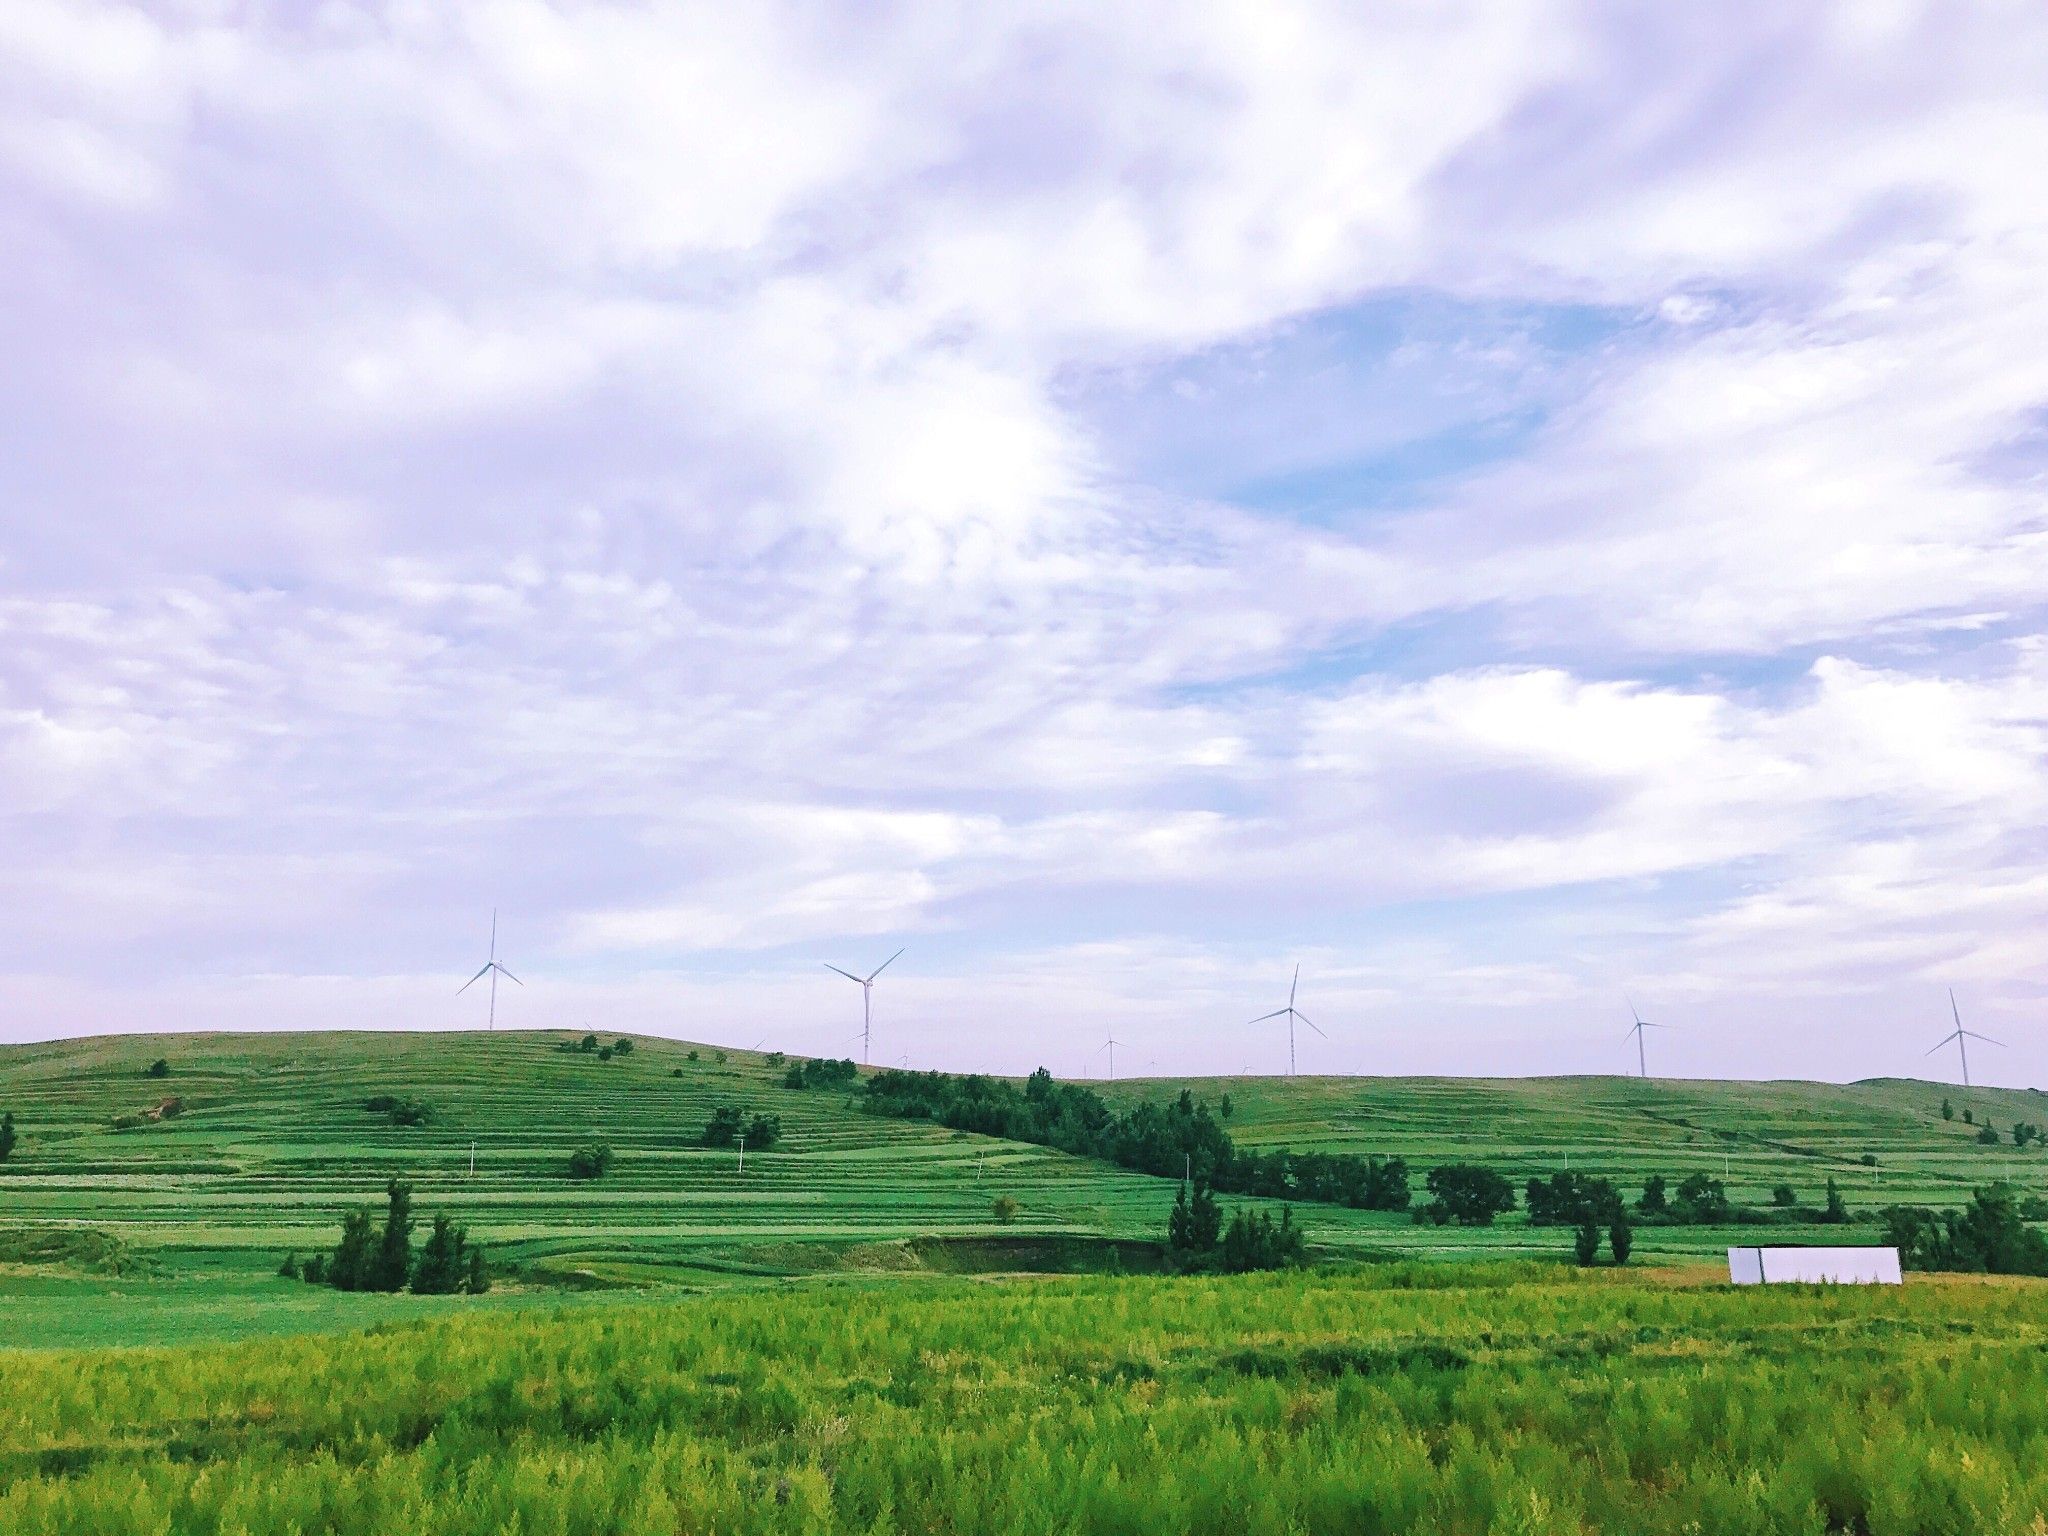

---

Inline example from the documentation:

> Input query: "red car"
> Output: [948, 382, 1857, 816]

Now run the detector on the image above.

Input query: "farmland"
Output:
[3, 1029, 2047, 1346]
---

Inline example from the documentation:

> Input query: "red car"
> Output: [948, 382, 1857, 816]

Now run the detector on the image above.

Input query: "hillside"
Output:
[2, 1029, 2043, 1345]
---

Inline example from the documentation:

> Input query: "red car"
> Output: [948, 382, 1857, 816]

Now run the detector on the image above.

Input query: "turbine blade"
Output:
[867, 948, 905, 982]
[1964, 1030, 2005, 1048]
[1951, 988, 1962, 1031]
[824, 964, 864, 983]
[1298, 1011, 1327, 1038]
[1924, 1034, 1954, 1056]
[1289, 964, 1299, 1008]
[457, 963, 491, 993]
[1248, 1009, 1288, 1024]
[496, 965, 523, 986]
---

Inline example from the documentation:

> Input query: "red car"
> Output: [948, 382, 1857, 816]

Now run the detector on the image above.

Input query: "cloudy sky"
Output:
[4, 2, 2046, 1083]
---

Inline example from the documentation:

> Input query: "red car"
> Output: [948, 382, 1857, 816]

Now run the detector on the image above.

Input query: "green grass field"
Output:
[1, 1029, 2043, 1348]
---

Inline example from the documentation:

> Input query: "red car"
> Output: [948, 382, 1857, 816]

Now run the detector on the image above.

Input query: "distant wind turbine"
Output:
[1625, 997, 1664, 1079]
[1249, 965, 1324, 1076]
[457, 909, 521, 1029]
[824, 948, 903, 1065]
[1095, 1032, 1122, 1081]
[1926, 988, 2001, 1086]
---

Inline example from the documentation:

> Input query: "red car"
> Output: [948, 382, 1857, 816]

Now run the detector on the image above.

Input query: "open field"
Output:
[9, 1262, 2048, 1534]
[2, 1029, 2045, 1346]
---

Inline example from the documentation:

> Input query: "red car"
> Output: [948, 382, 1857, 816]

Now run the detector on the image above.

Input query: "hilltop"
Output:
[1, 1028, 2041, 1345]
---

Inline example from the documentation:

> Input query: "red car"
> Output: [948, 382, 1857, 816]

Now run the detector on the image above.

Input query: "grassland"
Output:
[1, 1028, 2044, 1347]
[9, 1262, 2048, 1534]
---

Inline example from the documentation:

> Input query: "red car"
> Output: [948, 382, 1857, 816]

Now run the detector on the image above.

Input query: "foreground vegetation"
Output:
[7, 1263, 2048, 1534]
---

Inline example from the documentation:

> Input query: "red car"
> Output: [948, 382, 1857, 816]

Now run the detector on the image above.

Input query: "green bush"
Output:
[568, 1144, 614, 1180]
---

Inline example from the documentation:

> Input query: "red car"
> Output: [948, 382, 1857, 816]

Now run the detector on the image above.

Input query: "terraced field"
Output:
[3, 1028, 2044, 1345]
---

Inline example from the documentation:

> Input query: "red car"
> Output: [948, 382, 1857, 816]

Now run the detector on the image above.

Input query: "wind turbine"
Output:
[1249, 965, 1324, 1076]
[1095, 1032, 1122, 1081]
[1625, 997, 1663, 1079]
[1926, 988, 2001, 1087]
[824, 948, 903, 1065]
[457, 909, 521, 1029]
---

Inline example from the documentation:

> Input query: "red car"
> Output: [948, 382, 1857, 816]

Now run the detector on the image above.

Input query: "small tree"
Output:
[1573, 1221, 1601, 1266]
[1610, 1216, 1633, 1266]
[1423, 1164, 1516, 1226]
[371, 1180, 415, 1292]
[0, 1111, 15, 1163]
[1637, 1174, 1668, 1215]
[328, 1209, 377, 1291]
[1941, 1097, 1955, 1121]
[146, 1058, 170, 1079]
[1220, 1093, 1234, 1120]
[411, 1214, 468, 1294]
[597, 1046, 615, 1061]
[1963, 1108, 1974, 1125]
[702, 1107, 744, 1148]
[568, 1144, 613, 1180]
[742, 1113, 781, 1151]
[1822, 1176, 1849, 1224]
[992, 1194, 1021, 1224]
[1771, 1183, 1798, 1207]
[464, 1246, 491, 1294]
[1978, 1123, 2001, 1145]
[579, 1033, 599, 1053]
[612, 1038, 634, 1056]
[300, 1253, 327, 1284]
[277, 1252, 300, 1279]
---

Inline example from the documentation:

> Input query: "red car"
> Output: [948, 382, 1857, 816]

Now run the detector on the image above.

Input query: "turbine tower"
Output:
[1249, 964, 1324, 1076]
[1095, 1032, 1122, 1081]
[825, 948, 903, 1065]
[1625, 997, 1663, 1079]
[1926, 988, 2001, 1087]
[457, 909, 522, 1029]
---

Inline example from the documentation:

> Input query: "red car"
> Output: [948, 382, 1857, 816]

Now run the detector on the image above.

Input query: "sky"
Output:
[3, 2, 2047, 1084]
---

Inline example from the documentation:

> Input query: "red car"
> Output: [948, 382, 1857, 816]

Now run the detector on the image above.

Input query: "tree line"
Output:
[280, 1180, 489, 1295]
[860, 1068, 1411, 1213]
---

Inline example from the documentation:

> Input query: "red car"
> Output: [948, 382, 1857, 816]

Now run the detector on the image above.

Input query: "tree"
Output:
[1771, 1183, 1798, 1207]
[1637, 1175, 1668, 1215]
[1963, 1108, 1975, 1125]
[579, 1033, 599, 1053]
[1422, 1165, 1516, 1226]
[612, 1038, 634, 1055]
[410, 1214, 468, 1294]
[702, 1107, 744, 1148]
[1673, 1173, 1730, 1223]
[1882, 1184, 2048, 1276]
[277, 1252, 299, 1279]
[743, 1113, 781, 1151]
[568, 1144, 613, 1180]
[1822, 1177, 1849, 1224]
[597, 1046, 614, 1061]
[992, 1194, 1021, 1224]
[1573, 1221, 1600, 1266]
[1220, 1094, 1234, 1120]
[146, 1058, 170, 1079]
[1167, 1181, 1222, 1258]
[1219, 1206, 1306, 1273]
[1525, 1172, 1623, 1227]
[299, 1253, 327, 1284]
[371, 1180, 415, 1292]
[0, 1111, 15, 1162]
[328, 1208, 377, 1291]
[1610, 1215, 1633, 1266]
[1978, 1124, 2001, 1145]
[1941, 1097, 1955, 1121]
[464, 1246, 491, 1294]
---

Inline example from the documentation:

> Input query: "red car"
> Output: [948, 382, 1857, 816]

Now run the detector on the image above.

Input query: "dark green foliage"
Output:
[1637, 1174, 1667, 1214]
[743, 1114, 781, 1151]
[567, 1144, 613, 1180]
[991, 1194, 1020, 1224]
[364, 1094, 432, 1127]
[597, 1046, 614, 1061]
[1419, 1164, 1515, 1226]
[686, 1049, 699, 1061]
[1219, 1206, 1305, 1273]
[1524, 1172, 1623, 1227]
[1822, 1177, 1849, 1224]
[702, 1108, 745, 1148]
[1882, 1184, 2048, 1275]
[1610, 1216, 1633, 1265]
[277, 1252, 299, 1279]
[763, 1050, 783, 1066]
[1941, 1097, 1954, 1120]
[370, 1181, 414, 1292]
[612, 1038, 634, 1056]
[864, 1068, 1408, 1214]
[1861, 1153, 1878, 1166]
[0, 1110, 14, 1162]
[465, 1245, 490, 1294]
[1167, 1181, 1223, 1258]
[2013, 1121, 2039, 1148]
[1573, 1221, 1600, 1266]
[327, 1209, 376, 1292]
[785, 1057, 859, 1090]
[1674, 1173, 1730, 1222]
[1771, 1183, 1798, 1207]
[298, 1252, 326, 1285]
[1219, 1093, 1233, 1119]
[145, 1058, 169, 1079]
[1977, 1123, 2001, 1145]
[410, 1214, 468, 1295]
[1963, 1107, 1974, 1124]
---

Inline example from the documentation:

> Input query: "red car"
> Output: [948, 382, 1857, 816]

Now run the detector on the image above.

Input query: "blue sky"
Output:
[2, 3, 2046, 1084]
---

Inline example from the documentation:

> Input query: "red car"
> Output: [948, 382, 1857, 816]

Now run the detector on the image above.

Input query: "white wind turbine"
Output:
[1249, 965, 1324, 1076]
[1095, 1030, 1123, 1081]
[1625, 997, 1664, 1079]
[457, 909, 522, 1030]
[825, 948, 903, 1065]
[1926, 988, 2001, 1087]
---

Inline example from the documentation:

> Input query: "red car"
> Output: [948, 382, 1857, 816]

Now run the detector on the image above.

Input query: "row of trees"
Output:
[1882, 1184, 2048, 1276]
[784, 1056, 860, 1090]
[557, 1034, 634, 1060]
[702, 1108, 781, 1150]
[862, 1069, 1411, 1213]
[281, 1180, 488, 1294]
[1164, 1182, 1307, 1272]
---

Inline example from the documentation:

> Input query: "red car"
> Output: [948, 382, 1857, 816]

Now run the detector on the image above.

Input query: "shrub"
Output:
[1422, 1165, 1515, 1226]
[1977, 1124, 2000, 1145]
[1861, 1153, 1878, 1166]
[277, 1252, 299, 1279]
[1168, 1181, 1223, 1258]
[411, 1214, 469, 1295]
[1673, 1173, 1730, 1222]
[1573, 1222, 1600, 1266]
[1941, 1097, 1955, 1120]
[1219, 1206, 1306, 1273]
[328, 1209, 377, 1291]
[764, 1050, 784, 1066]
[0, 1110, 15, 1162]
[146, 1058, 170, 1079]
[1637, 1174, 1668, 1214]
[1610, 1216, 1633, 1265]
[1821, 1177, 1849, 1224]
[1771, 1183, 1798, 1207]
[612, 1038, 634, 1056]
[743, 1114, 781, 1151]
[597, 1046, 615, 1061]
[992, 1194, 1021, 1224]
[465, 1246, 491, 1294]
[1220, 1093, 1234, 1119]
[702, 1108, 745, 1149]
[568, 1144, 614, 1180]
[687, 1049, 699, 1062]
[298, 1252, 326, 1284]
[371, 1180, 415, 1293]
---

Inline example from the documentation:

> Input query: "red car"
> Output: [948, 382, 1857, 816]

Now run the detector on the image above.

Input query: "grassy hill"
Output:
[2, 1028, 2043, 1345]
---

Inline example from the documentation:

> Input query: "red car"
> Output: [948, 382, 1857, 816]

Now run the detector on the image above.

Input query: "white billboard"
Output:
[1727, 1246, 1902, 1285]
